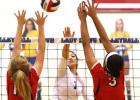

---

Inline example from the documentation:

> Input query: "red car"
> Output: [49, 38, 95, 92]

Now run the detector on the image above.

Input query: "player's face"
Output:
[67, 52, 77, 69]
[116, 20, 124, 31]
[26, 20, 33, 32]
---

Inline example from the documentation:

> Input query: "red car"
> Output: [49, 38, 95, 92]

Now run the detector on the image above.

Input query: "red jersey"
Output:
[7, 67, 39, 100]
[90, 62, 125, 100]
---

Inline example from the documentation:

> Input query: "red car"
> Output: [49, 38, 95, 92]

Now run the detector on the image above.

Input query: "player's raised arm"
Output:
[33, 11, 47, 76]
[58, 27, 74, 77]
[78, 3, 97, 69]
[85, 0, 116, 53]
[62, 27, 74, 59]
[11, 10, 26, 59]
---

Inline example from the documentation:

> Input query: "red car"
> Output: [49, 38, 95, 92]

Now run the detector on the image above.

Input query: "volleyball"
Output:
[41, 0, 60, 12]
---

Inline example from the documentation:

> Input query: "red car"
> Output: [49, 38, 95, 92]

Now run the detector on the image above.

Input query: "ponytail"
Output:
[13, 70, 32, 100]
[10, 56, 32, 100]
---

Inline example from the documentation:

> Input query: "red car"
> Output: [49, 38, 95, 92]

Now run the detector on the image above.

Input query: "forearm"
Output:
[80, 20, 97, 69]
[62, 44, 70, 59]
[38, 26, 46, 52]
[81, 19, 90, 46]
[12, 24, 23, 57]
[35, 25, 46, 75]
[58, 58, 67, 77]
[60, 41, 70, 77]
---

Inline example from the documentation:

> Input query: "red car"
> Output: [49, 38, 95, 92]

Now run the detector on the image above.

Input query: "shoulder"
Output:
[110, 32, 115, 38]
[91, 62, 103, 71]
[7, 69, 11, 77]
[29, 67, 39, 79]
[90, 62, 103, 76]
[7, 70, 12, 84]
[124, 31, 130, 37]
[28, 67, 39, 85]
[66, 67, 73, 76]
[124, 31, 130, 34]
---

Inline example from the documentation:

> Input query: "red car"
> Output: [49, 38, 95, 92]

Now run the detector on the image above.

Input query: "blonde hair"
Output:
[115, 18, 124, 32]
[10, 55, 32, 100]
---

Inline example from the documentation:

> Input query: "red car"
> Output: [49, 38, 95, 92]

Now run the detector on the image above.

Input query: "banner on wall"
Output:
[95, 0, 140, 3]
[95, 0, 140, 12]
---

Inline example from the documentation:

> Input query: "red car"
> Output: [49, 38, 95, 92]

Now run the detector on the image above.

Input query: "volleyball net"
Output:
[0, 38, 140, 100]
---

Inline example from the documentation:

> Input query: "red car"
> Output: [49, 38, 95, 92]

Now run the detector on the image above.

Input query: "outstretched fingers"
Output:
[95, 3, 99, 9]
[72, 32, 75, 37]
[87, 0, 92, 7]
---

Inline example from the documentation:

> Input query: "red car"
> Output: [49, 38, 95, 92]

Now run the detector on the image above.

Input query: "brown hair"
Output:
[69, 51, 78, 69]
[10, 55, 32, 100]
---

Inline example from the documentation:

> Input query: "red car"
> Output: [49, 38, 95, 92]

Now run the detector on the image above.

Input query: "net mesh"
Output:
[0, 43, 140, 100]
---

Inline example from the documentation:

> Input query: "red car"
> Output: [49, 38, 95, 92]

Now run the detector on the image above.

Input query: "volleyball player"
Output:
[111, 18, 132, 100]
[7, 10, 47, 100]
[50, 27, 92, 100]
[78, 0, 125, 100]
[22, 18, 38, 65]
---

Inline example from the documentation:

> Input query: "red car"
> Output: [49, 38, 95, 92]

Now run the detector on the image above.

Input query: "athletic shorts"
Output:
[27, 57, 36, 65]
[123, 56, 129, 62]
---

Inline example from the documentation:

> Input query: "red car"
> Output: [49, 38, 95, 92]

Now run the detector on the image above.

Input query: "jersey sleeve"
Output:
[6, 71, 10, 98]
[110, 32, 115, 38]
[29, 68, 39, 99]
[90, 62, 102, 95]
[30, 67, 39, 84]
[125, 32, 130, 38]
[90, 62, 102, 77]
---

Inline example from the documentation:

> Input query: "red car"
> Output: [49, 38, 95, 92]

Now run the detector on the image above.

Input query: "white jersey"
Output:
[50, 68, 83, 100]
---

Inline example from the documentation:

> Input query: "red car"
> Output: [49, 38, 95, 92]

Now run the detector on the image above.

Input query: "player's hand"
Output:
[14, 10, 26, 26]
[63, 27, 75, 38]
[33, 11, 47, 26]
[85, 0, 98, 18]
[77, 2, 88, 21]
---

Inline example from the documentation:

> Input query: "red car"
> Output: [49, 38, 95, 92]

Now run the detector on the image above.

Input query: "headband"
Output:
[105, 52, 119, 65]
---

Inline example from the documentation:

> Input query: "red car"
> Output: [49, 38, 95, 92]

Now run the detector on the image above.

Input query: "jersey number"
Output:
[109, 77, 117, 87]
